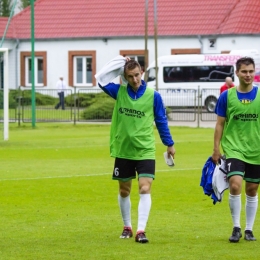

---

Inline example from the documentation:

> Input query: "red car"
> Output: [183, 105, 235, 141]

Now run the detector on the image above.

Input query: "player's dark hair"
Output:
[236, 56, 255, 71]
[124, 60, 141, 73]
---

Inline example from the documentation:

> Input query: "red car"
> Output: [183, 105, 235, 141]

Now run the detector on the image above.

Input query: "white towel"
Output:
[95, 55, 128, 86]
[212, 158, 229, 202]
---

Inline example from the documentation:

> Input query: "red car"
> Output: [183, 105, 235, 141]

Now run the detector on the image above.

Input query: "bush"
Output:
[9, 90, 19, 108]
[0, 90, 18, 109]
[21, 90, 56, 106]
[165, 106, 171, 119]
[65, 93, 97, 107]
[81, 93, 115, 120]
[0, 90, 3, 108]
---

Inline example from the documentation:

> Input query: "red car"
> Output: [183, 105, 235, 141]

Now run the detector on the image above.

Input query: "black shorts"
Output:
[226, 158, 260, 183]
[112, 158, 155, 182]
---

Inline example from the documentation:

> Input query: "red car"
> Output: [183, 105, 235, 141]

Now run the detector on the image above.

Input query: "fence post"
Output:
[73, 87, 76, 125]
[197, 85, 201, 128]
[17, 86, 22, 126]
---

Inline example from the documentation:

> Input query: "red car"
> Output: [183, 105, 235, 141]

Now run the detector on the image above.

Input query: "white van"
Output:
[144, 50, 260, 112]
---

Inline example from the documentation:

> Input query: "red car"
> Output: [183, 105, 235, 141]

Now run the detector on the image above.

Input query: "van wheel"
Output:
[205, 96, 217, 113]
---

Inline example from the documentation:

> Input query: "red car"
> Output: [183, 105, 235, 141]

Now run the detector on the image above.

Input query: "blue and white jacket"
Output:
[200, 157, 219, 205]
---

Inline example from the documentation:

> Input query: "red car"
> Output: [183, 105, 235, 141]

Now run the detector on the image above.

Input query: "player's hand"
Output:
[212, 150, 221, 164]
[167, 146, 175, 159]
[125, 56, 131, 62]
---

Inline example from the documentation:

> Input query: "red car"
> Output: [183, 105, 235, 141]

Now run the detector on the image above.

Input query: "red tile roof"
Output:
[0, 17, 9, 40]
[0, 0, 260, 40]
[216, 0, 260, 34]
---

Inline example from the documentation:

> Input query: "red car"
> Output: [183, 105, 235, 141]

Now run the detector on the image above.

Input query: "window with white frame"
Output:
[73, 56, 93, 86]
[20, 51, 47, 87]
[25, 57, 44, 86]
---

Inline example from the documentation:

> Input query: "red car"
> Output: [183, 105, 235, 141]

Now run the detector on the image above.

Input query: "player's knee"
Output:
[119, 188, 130, 197]
[139, 185, 151, 194]
[245, 184, 259, 196]
[229, 182, 241, 194]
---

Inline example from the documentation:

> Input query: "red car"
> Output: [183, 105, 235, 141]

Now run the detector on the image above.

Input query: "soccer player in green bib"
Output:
[98, 57, 175, 243]
[212, 57, 260, 243]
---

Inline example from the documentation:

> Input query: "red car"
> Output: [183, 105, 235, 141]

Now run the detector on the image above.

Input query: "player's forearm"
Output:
[213, 127, 222, 152]
[155, 118, 174, 147]
[213, 119, 224, 152]
[212, 119, 224, 163]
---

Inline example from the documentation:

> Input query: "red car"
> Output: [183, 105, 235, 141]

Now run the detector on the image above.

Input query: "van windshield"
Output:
[146, 67, 156, 82]
[163, 66, 234, 83]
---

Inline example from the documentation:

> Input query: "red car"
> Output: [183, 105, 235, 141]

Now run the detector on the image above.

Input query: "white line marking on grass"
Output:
[156, 140, 211, 144]
[0, 168, 200, 181]
[0, 144, 107, 150]
[0, 140, 211, 150]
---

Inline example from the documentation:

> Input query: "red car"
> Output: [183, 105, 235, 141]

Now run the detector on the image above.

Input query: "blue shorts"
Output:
[112, 158, 155, 182]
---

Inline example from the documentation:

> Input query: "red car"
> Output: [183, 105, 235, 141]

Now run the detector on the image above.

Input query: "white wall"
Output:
[3, 34, 260, 89]
[201, 35, 260, 54]
[0, 40, 17, 89]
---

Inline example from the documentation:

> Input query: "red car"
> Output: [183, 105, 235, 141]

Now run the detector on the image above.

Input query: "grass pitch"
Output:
[0, 123, 259, 260]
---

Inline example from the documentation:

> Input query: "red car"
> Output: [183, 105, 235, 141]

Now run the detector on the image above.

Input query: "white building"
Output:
[0, 0, 260, 90]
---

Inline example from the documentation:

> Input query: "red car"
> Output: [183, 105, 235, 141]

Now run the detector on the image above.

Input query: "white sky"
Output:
[11, 0, 22, 15]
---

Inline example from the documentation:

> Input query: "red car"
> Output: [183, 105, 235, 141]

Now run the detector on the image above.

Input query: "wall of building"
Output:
[3, 34, 260, 89]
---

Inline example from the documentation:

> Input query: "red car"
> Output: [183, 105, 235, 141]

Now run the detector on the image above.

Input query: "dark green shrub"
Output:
[9, 90, 19, 108]
[0, 90, 3, 108]
[0, 90, 18, 109]
[165, 106, 171, 119]
[81, 95, 115, 120]
[65, 93, 97, 107]
[21, 90, 56, 106]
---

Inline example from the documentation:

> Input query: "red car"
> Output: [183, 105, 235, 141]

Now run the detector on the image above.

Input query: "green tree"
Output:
[0, 0, 12, 17]
[20, 0, 36, 9]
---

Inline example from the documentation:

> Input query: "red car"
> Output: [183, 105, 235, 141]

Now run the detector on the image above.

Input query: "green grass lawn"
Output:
[0, 123, 259, 260]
